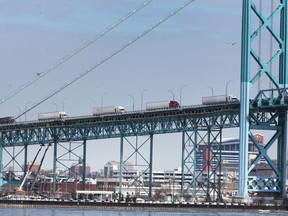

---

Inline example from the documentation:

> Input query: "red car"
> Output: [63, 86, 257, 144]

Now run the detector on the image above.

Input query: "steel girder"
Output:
[239, 0, 288, 198]
[0, 105, 240, 147]
[181, 129, 223, 201]
[119, 135, 153, 199]
[1, 104, 287, 196]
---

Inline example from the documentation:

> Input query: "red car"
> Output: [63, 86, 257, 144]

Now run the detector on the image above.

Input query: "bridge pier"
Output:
[239, 0, 288, 199]
[181, 128, 223, 201]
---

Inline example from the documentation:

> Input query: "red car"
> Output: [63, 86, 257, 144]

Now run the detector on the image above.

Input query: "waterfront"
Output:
[0, 207, 287, 216]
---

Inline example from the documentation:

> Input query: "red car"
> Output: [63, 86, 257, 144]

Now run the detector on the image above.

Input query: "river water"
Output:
[0, 207, 287, 216]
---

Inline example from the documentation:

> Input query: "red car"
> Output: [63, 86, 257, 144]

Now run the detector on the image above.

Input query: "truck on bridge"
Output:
[0, 116, 15, 124]
[146, 100, 180, 110]
[93, 106, 125, 115]
[38, 111, 68, 120]
[202, 95, 238, 105]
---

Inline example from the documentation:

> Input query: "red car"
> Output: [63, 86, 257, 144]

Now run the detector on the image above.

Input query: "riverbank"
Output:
[0, 199, 287, 212]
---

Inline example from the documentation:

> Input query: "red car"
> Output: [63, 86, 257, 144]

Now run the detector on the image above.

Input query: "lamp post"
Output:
[141, 89, 147, 110]
[167, 89, 175, 100]
[89, 98, 96, 107]
[180, 85, 188, 105]
[24, 101, 32, 121]
[101, 92, 108, 107]
[208, 86, 214, 96]
[16, 106, 22, 121]
[225, 80, 233, 96]
[51, 102, 58, 111]
[128, 94, 135, 111]
[62, 97, 69, 111]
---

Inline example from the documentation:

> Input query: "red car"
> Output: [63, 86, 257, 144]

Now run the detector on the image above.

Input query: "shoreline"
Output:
[0, 199, 287, 212]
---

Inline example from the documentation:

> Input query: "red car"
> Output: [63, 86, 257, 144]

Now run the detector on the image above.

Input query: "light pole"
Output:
[62, 97, 69, 111]
[208, 86, 214, 96]
[141, 89, 147, 110]
[16, 106, 22, 121]
[101, 92, 108, 107]
[89, 98, 96, 107]
[128, 94, 135, 111]
[180, 85, 188, 105]
[24, 101, 32, 121]
[225, 80, 233, 96]
[51, 102, 58, 111]
[167, 89, 175, 100]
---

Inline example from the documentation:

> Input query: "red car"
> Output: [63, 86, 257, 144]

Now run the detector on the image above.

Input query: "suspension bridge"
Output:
[0, 0, 287, 201]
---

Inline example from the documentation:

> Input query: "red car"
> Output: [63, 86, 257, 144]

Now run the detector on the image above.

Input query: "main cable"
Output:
[0, 0, 153, 105]
[16, 0, 196, 120]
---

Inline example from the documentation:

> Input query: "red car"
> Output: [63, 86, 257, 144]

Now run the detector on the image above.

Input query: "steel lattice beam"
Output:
[239, 0, 288, 198]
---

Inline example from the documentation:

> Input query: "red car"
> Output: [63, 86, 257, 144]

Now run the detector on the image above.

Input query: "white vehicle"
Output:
[38, 111, 68, 120]
[146, 100, 180, 110]
[202, 95, 238, 105]
[93, 106, 125, 115]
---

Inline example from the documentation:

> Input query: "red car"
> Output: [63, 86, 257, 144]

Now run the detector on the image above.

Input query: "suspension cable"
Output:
[16, 0, 196, 120]
[0, 0, 153, 105]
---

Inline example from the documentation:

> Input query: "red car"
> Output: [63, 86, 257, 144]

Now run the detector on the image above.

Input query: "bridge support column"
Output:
[52, 141, 57, 193]
[119, 135, 153, 200]
[82, 140, 87, 191]
[278, 111, 287, 198]
[181, 128, 222, 201]
[0, 143, 3, 194]
[238, 0, 251, 199]
[240, 0, 288, 199]
[148, 134, 153, 199]
[23, 144, 28, 191]
[119, 136, 124, 195]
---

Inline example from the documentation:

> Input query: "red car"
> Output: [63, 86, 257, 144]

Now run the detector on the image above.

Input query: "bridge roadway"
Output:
[0, 100, 286, 198]
[0, 101, 283, 146]
[0, 102, 245, 147]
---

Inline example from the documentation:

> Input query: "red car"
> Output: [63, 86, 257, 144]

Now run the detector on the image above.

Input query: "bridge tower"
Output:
[239, 0, 288, 198]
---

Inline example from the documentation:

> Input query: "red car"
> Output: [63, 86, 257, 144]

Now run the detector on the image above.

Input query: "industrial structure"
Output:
[0, 0, 288, 203]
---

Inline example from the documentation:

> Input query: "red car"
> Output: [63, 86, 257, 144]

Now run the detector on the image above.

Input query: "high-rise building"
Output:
[197, 133, 265, 172]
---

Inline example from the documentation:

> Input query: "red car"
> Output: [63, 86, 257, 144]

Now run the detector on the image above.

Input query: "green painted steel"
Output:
[148, 134, 153, 199]
[0, 141, 2, 193]
[1, 100, 288, 198]
[119, 136, 124, 195]
[82, 140, 87, 191]
[53, 141, 57, 193]
[0, 104, 241, 146]
[239, 0, 288, 199]
[239, 0, 251, 199]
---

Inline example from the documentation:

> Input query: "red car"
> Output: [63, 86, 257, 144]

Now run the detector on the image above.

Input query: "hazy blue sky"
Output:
[0, 0, 246, 171]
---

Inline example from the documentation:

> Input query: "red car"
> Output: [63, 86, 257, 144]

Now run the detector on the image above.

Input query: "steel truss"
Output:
[181, 129, 223, 201]
[52, 141, 86, 193]
[0, 103, 288, 198]
[239, 0, 288, 198]
[0, 104, 240, 196]
[119, 135, 153, 198]
[248, 108, 287, 195]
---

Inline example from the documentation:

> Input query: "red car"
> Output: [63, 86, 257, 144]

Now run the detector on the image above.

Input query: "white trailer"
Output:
[38, 111, 68, 120]
[146, 100, 180, 110]
[93, 106, 125, 115]
[202, 95, 238, 105]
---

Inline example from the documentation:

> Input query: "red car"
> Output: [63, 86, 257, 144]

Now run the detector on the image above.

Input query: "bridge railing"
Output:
[250, 88, 288, 108]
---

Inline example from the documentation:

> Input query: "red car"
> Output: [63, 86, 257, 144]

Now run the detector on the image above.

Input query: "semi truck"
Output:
[93, 106, 125, 115]
[202, 95, 238, 105]
[146, 100, 180, 110]
[38, 111, 68, 120]
[0, 116, 15, 124]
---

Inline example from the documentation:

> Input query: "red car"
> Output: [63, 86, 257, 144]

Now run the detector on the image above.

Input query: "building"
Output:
[197, 133, 266, 172]
[103, 160, 134, 178]
[70, 164, 91, 177]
